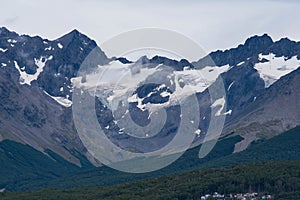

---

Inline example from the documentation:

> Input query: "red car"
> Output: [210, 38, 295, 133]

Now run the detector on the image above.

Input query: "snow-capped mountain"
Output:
[0, 27, 109, 165]
[194, 34, 300, 150]
[0, 27, 299, 165]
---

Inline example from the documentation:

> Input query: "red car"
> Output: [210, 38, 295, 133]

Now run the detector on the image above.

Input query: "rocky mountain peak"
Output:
[194, 34, 275, 68]
[0, 27, 16, 36]
[244, 33, 273, 49]
[56, 28, 95, 48]
[265, 37, 300, 58]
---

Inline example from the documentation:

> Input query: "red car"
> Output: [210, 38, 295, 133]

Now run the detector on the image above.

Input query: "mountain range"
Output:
[0, 27, 299, 191]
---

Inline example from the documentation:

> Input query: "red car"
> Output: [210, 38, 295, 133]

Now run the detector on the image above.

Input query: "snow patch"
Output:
[14, 55, 52, 85]
[57, 43, 63, 49]
[160, 91, 170, 97]
[44, 46, 52, 51]
[0, 48, 7, 52]
[227, 81, 235, 91]
[211, 97, 226, 116]
[223, 109, 232, 115]
[7, 39, 17, 43]
[170, 64, 230, 103]
[194, 129, 201, 135]
[119, 128, 125, 134]
[237, 61, 245, 66]
[128, 93, 146, 110]
[44, 91, 72, 107]
[1, 63, 7, 67]
[255, 53, 300, 88]
[183, 66, 190, 71]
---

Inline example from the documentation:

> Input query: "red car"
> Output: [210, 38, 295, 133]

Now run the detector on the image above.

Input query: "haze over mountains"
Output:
[0, 27, 299, 190]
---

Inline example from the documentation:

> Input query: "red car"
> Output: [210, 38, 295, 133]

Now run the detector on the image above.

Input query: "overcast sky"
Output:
[1, 0, 300, 55]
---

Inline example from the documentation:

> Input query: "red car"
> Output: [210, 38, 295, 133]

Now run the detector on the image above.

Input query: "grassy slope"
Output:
[23, 134, 244, 190]
[0, 125, 299, 193]
[32, 125, 300, 191]
[0, 140, 91, 190]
